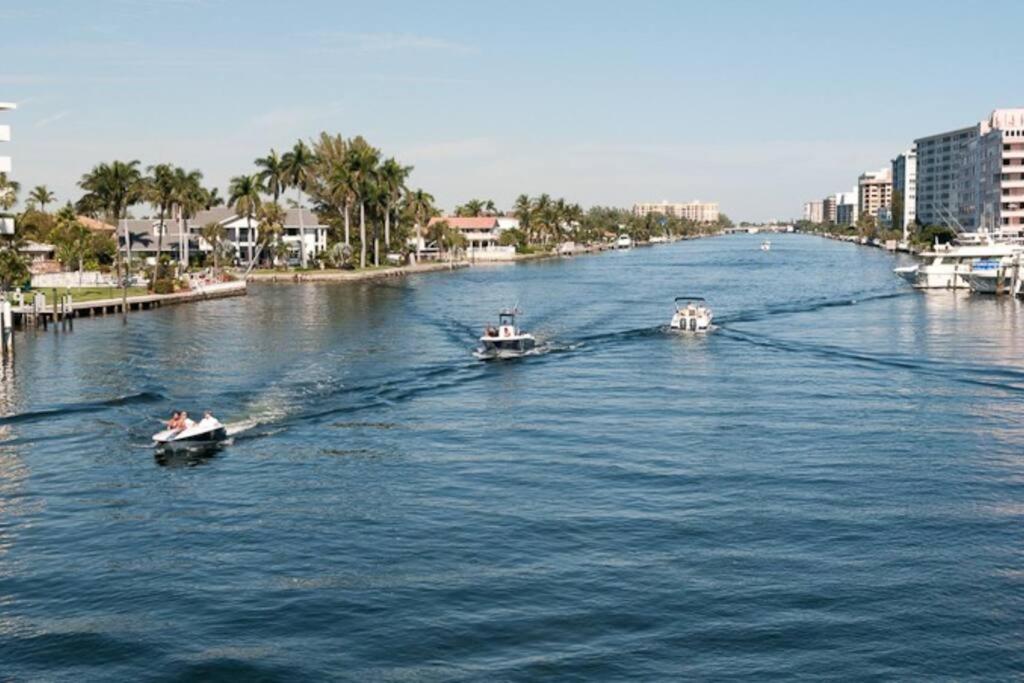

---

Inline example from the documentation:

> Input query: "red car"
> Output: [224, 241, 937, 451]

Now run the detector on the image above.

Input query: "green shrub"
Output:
[153, 278, 175, 294]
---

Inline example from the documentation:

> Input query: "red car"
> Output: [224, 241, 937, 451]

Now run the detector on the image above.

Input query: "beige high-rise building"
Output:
[633, 200, 719, 223]
[802, 200, 824, 223]
[858, 168, 892, 220]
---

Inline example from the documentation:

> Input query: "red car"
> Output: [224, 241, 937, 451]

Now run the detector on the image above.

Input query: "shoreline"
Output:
[244, 261, 469, 283]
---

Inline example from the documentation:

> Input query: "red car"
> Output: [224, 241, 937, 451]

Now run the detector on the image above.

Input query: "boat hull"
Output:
[475, 336, 537, 360]
[153, 425, 227, 449]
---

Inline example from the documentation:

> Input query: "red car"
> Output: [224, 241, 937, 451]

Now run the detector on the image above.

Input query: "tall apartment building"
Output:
[822, 195, 837, 223]
[891, 148, 917, 237]
[0, 101, 14, 174]
[632, 200, 720, 224]
[914, 123, 978, 227]
[802, 200, 823, 223]
[858, 168, 892, 221]
[836, 190, 859, 226]
[959, 109, 1024, 233]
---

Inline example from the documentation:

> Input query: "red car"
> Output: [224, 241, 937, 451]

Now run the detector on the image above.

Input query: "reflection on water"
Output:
[4, 235, 1024, 679]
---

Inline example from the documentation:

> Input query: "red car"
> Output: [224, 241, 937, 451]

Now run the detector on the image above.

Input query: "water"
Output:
[2, 234, 1024, 680]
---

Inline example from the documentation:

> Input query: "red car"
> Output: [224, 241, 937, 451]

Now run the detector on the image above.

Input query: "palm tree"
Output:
[144, 164, 178, 285]
[281, 140, 316, 268]
[0, 173, 20, 211]
[173, 168, 205, 269]
[513, 194, 533, 239]
[377, 157, 412, 254]
[346, 139, 381, 269]
[200, 222, 227, 270]
[51, 206, 92, 285]
[533, 194, 552, 244]
[228, 174, 262, 266]
[404, 188, 437, 261]
[257, 201, 287, 266]
[204, 186, 224, 209]
[309, 132, 352, 247]
[255, 149, 287, 204]
[77, 160, 143, 291]
[29, 185, 56, 213]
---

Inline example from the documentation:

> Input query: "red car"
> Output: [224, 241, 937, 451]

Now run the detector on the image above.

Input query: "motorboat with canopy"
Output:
[670, 297, 713, 333]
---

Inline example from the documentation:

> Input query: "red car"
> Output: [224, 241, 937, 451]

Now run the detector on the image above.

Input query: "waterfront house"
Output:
[22, 241, 57, 273]
[118, 208, 328, 267]
[428, 216, 516, 260]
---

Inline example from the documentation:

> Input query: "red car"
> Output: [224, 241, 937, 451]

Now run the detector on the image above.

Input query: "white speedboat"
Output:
[615, 234, 633, 249]
[760, 240, 772, 251]
[476, 308, 537, 359]
[670, 297, 713, 333]
[894, 243, 1023, 289]
[153, 416, 227, 449]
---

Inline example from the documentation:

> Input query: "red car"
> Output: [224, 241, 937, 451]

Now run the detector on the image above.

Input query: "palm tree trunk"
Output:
[359, 202, 366, 268]
[344, 202, 351, 246]
[384, 206, 391, 248]
[154, 211, 165, 287]
[298, 188, 307, 269]
[247, 215, 254, 265]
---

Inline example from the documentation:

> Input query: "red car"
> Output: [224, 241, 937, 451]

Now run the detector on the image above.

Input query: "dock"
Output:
[14, 280, 247, 326]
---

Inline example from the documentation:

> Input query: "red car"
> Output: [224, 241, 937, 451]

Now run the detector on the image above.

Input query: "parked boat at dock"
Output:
[894, 243, 1023, 290]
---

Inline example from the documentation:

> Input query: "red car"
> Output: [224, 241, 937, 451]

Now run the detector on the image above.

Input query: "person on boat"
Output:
[179, 411, 195, 430]
[198, 411, 218, 428]
[165, 412, 182, 430]
[485, 325, 498, 337]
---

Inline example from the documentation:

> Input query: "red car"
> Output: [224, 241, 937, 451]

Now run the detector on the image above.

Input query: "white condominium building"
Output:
[891, 148, 917, 237]
[802, 200, 824, 223]
[858, 168, 892, 220]
[959, 109, 1024, 232]
[633, 200, 720, 223]
[0, 101, 14, 174]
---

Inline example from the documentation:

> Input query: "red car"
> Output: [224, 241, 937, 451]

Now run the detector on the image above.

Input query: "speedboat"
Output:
[615, 234, 633, 249]
[894, 243, 1023, 289]
[153, 416, 227, 449]
[670, 297, 713, 333]
[476, 308, 537, 359]
[760, 240, 772, 251]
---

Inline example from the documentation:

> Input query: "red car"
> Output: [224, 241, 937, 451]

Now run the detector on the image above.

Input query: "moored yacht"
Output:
[894, 243, 1023, 290]
[615, 234, 633, 249]
[476, 308, 537, 359]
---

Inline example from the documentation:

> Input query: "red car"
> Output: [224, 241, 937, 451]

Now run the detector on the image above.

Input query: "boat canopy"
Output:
[674, 296, 706, 303]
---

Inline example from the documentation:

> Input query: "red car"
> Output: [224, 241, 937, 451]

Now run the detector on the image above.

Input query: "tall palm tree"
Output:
[29, 185, 56, 213]
[309, 132, 352, 247]
[256, 201, 287, 266]
[513, 194, 533, 239]
[377, 157, 412, 253]
[200, 222, 227, 270]
[144, 163, 178, 284]
[255, 149, 287, 205]
[404, 188, 437, 261]
[0, 173, 20, 211]
[228, 174, 262, 266]
[78, 160, 143, 288]
[346, 140, 381, 269]
[281, 140, 316, 268]
[173, 168, 205, 269]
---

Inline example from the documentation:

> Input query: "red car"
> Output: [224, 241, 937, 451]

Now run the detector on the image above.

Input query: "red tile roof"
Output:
[429, 216, 499, 230]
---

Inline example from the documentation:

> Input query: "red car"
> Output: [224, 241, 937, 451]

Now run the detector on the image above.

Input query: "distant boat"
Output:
[615, 234, 633, 249]
[760, 240, 772, 251]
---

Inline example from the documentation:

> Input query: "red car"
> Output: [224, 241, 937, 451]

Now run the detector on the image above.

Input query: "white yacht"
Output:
[894, 243, 1023, 290]
[760, 240, 772, 251]
[965, 258, 1022, 294]
[615, 234, 633, 249]
[670, 297, 713, 333]
[476, 308, 537, 359]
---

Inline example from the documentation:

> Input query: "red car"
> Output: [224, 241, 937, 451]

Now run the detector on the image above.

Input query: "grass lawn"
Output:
[26, 287, 150, 304]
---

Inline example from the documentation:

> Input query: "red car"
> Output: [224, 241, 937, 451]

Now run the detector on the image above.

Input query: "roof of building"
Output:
[21, 241, 55, 253]
[77, 215, 117, 233]
[192, 206, 326, 227]
[429, 216, 500, 230]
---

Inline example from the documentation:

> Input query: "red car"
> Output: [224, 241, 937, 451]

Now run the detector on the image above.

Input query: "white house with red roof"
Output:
[427, 215, 517, 260]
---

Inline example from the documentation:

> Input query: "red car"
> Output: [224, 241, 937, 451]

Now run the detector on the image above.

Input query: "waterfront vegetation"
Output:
[794, 215, 957, 249]
[0, 133, 734, 293]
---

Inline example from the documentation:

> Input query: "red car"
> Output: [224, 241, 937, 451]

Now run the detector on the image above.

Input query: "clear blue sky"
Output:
[2, 0, 1023, 220]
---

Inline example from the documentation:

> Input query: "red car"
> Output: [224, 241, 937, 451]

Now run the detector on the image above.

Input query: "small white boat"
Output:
[615, 234, 633, 249]
[760, 240, 772, 251]
[476, 308, 537, 359]
[153, 415, 227, 449]
[670, 297, 713, 333]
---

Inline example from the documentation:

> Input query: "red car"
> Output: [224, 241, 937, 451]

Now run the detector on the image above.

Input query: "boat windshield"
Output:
[499, 314, 516, 327]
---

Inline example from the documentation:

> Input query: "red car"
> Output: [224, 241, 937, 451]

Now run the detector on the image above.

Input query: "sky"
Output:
[2, 0, 1024, 221]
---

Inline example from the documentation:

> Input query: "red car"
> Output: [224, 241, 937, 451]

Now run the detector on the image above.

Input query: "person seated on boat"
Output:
[198, 411, 218, 427]
[485, 325, 498, 337]
[179, 411, 195, 430]
[165, 411, 182, 430]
